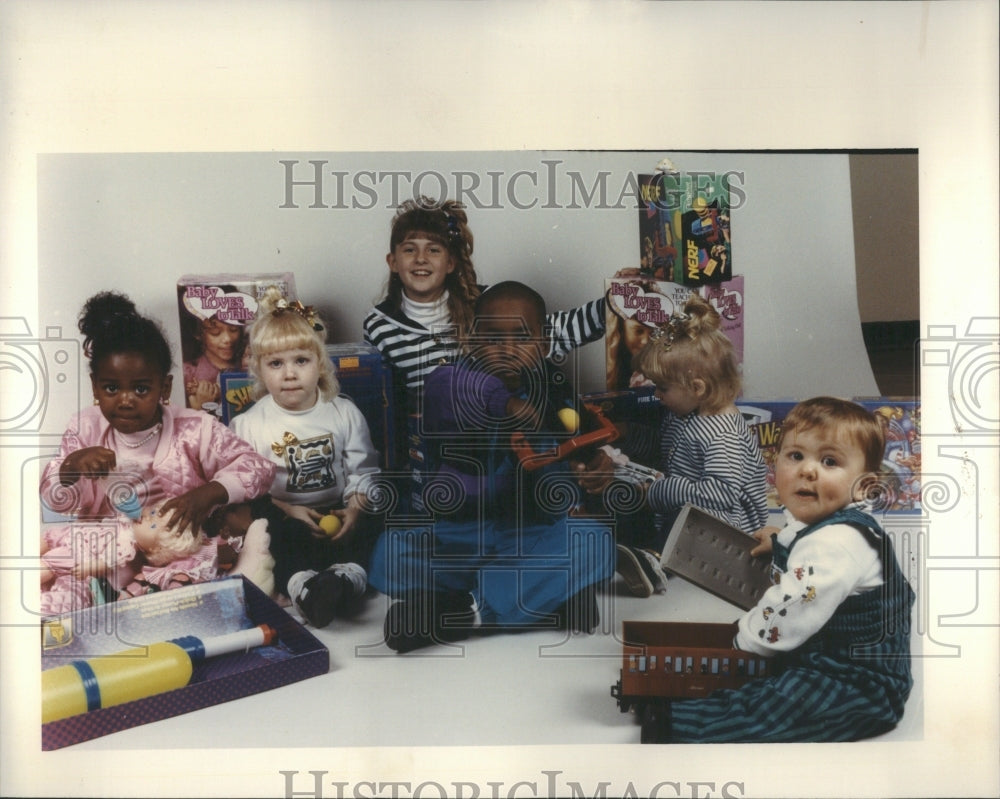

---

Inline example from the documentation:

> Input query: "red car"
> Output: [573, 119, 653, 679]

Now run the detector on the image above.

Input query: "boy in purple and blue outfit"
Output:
[368, 282, 616, 652]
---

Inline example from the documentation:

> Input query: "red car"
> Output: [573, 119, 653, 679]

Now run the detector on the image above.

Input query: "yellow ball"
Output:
[319, 514, 342, 536]
[558, 407, 580, 433]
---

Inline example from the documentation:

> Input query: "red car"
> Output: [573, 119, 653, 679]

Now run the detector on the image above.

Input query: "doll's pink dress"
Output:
[40, 518, 221, 616]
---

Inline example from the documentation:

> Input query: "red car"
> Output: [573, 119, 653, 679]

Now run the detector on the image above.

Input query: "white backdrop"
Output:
[37, 149, 876, 423]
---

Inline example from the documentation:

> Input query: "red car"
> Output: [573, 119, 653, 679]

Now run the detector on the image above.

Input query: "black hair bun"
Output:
[78, 291, 139, 341]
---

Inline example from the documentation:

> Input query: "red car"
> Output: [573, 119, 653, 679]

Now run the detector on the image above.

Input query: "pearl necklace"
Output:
[115, 423, 163, 449]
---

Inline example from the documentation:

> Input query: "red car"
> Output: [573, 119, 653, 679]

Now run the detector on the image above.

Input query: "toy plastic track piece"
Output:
[659, 504, 772, 610]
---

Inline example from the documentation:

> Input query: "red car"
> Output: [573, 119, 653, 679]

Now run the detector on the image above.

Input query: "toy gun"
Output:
[510, 402, 620, 471]
[511, 403, 663, 486]
[42, 624, 277, 723]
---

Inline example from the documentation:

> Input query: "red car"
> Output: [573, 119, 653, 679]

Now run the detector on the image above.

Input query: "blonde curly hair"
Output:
[246, 286, 339, 402]
[632, 293, 741, 414]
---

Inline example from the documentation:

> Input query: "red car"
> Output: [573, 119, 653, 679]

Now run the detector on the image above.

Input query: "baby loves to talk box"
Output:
[605, 275, 744, 393]
[177, 273, 297, 415]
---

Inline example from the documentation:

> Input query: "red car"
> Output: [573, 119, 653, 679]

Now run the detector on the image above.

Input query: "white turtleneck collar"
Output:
[401, 290, 451, 330]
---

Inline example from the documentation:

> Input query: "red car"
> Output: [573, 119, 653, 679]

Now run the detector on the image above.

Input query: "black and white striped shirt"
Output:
[622, 409, 770, 545]
[362, 293, 607, 393]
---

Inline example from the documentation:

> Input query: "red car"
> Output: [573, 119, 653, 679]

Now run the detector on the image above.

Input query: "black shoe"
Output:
[640, 703, 672, 744]
[556, 586, 599, 634]
[295, 570, 350, 628]
[384, 591, 476, 653]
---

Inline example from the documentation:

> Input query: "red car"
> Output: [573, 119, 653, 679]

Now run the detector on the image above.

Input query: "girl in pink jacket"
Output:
[39, 291, 275, 612]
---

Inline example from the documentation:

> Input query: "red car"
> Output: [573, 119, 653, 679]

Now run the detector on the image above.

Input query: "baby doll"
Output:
[40, 502, 218, 616]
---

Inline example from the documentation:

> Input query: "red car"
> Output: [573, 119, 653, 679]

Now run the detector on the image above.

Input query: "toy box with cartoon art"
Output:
[737, 398, 922, 513]
[177, 273, 297, 416]
[605, 275, 744, 392]
[41, 576, 328, 749]
[637, 172, 732, 286]
[217, 343, 396, 470]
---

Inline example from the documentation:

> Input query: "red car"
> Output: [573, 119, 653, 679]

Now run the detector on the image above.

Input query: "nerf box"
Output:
[605, 275, 744, 392]
[177, 273, 297, 415]
[218, 342, 396, 470]
[612, 621, 770, 708]
[637, 172, 732, 286]
[40, 577, 328, 750]
[737, 398, 922, 513]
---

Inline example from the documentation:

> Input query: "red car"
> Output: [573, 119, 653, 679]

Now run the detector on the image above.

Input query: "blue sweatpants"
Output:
[368, 514, 615, 627]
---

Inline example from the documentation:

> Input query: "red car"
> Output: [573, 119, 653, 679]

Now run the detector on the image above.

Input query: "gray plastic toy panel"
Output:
[660, 503, 773, 610]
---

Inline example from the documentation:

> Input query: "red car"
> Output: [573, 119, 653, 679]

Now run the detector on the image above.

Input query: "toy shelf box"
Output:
[40, 576, 328, 750]
[611, 621, 770, 712]
[218, 342, 396, 470]
[177, 272, 297, 415]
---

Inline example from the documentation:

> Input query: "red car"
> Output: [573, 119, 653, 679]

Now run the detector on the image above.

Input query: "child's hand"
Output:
[59, 446, 117, 484]
[158, 481, 229, 535]
[270, 498, 324, 533]
[187, 380, 220, 410]
[327, 495, 365, 541]
[750, 525, 781, 558]
[571, 449, 616, 495]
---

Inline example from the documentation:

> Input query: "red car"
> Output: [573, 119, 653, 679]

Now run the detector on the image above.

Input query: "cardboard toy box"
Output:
[324, 342, 395, 470]
[177, 273, 297, 415]
[737, 398, 922, 513]
[637, 172, 733, 286]
[40, 577, 328, 749]
[612, 621, 770, 709]
[605, 275, 744, 392]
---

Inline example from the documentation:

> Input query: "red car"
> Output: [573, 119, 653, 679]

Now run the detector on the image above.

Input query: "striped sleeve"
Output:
[363, 308, 456, 391]
[545, 297, 607, 358]
[648, 413, 769, 533]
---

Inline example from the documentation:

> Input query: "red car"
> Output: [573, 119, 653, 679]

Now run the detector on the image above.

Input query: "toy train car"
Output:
[610, 620, 771, 716]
